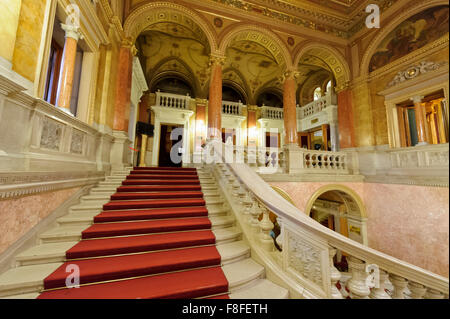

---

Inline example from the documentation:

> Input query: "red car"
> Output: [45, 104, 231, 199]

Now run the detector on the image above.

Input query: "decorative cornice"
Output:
[208, 0, 397, 39]
[387, 61, 448, 88]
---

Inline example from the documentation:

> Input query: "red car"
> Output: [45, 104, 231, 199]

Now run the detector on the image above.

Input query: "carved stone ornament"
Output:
[387, 61, 446, 88]
[287, 232, 323, 286]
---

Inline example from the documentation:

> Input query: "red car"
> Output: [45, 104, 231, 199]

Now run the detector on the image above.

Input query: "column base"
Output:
[415, 141, 429, 146]
[110, 130, 132, 171]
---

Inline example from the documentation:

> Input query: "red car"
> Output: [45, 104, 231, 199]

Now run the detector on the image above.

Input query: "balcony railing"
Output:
[200, 140, 449, 299]
[222, 101, 245, 116]
[388, 143, 449, 170]
[298, 93, 337, 119]
[261, 105, 284, 120]
[155, 90, 191, 110]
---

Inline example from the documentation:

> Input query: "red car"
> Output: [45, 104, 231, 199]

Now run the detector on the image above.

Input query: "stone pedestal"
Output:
[110, 131, 132, 170]
[283, 143, 303, 174]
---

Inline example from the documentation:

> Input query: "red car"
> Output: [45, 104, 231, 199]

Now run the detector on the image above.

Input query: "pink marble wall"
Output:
[0, 187, 80, 255]
[269, 181, 449, 278]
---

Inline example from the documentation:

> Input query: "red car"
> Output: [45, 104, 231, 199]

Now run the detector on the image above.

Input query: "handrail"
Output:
[204, 140, 449, 296]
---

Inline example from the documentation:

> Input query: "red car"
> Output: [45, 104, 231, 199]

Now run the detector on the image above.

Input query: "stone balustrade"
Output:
[200, 140, 449, 299]
[388, 143, 449, 170]
[222, 100, 245, 116]
[261, 105, 284, 120]
[297, 93, 337, 119]
[155, 90, 191, 110]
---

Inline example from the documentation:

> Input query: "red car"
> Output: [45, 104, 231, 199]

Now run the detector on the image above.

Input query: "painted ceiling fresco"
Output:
[369, 5, 449, 72]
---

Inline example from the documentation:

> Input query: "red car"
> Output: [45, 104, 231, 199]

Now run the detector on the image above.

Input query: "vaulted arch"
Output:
[123, 1, 217, 51]
[219, 24, 293, 70]
[294, 43, 351, 90]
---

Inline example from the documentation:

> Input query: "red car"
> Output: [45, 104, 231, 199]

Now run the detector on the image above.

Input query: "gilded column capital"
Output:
[209, 54, 227, 67]
[247, 105, 258, 111]
[279, 69, 300, 83]
[335, 80, 351, 93]
[61, 23, 84, 41]
[121, 37, 137, 56]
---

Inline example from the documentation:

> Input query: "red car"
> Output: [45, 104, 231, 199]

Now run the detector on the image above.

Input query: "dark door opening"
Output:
[158, 124, 184, 167]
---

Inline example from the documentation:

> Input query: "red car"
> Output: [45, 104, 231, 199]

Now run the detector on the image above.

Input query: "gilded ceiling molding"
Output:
[293, 42, 351, 89]
[359, 0, 449, 78]
[123, 1, 218, 51]
[218, 24, 293, 70]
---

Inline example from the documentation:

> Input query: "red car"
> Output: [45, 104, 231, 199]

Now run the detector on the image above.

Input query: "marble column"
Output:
[195, 99, 207, 152]
[207, 55, 226, 140]
[56, 24, 83, 114]
[283, 71, 299, 146]
[110, 39, 136, 170]
[337, 86, 356, 149]
[411, 96, 427, 145]
[330, 122, 339, 152]
[247, 107, 257, 147]
[113, 40, 135, 132]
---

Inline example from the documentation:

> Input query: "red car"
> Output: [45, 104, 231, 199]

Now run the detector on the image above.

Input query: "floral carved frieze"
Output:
[40, 117, 63, 151]
[387, 61, 447, 88]
[287, 231, 323, 286]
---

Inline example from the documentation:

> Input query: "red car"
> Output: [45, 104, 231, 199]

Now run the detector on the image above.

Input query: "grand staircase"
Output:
[0, 166, 289, 299]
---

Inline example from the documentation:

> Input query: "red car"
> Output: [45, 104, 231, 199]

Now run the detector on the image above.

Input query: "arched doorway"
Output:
[305, 185, 368, 271]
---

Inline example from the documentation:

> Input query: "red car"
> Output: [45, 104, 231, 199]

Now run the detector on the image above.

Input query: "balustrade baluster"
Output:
[408, 282, 427, 299]
[389, 274, 408, 299]
[425, 288, 445, 299]
[329, 248, 343, 299]
[232, 180, 241, 198]
[259, 205, 274, 252]
[347, 257, 371, 299]
[251, 201, 262, 234]
[243, 193, 255, 224]
[369, 270, 391, 299]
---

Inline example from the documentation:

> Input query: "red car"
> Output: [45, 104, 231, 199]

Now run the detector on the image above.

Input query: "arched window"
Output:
[313, 87, 322, 101]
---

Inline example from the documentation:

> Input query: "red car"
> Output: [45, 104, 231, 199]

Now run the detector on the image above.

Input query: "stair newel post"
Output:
[408, 282, 428, 299]
[369, 269, 391, 299]
[389, 274, 408, 299]
[329, 248, 343, 299]
[347, 256, 371, 299]
[259, 204, 274, 252]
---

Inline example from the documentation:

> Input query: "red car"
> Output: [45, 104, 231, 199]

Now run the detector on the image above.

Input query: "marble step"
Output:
[14, 238, 249, 269]
[0, 262, 62, 298]
[216, 241, 251, 266]
[222, 258, 265, 292]
[57, 208, 231, 227]
[0, 241, 252, 299]
[41, 216, 235, 243]
[98, 181, 123, 187]
[229, 279, 289, 299]
[15, 242, 79, 266]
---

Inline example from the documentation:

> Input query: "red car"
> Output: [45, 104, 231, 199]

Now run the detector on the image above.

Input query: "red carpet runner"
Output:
[38, 167, 229, 299]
